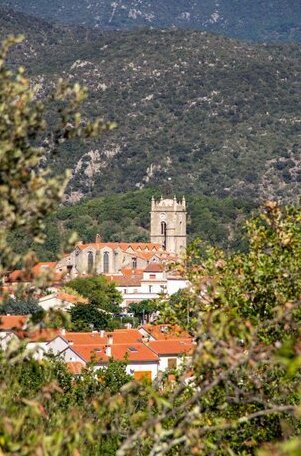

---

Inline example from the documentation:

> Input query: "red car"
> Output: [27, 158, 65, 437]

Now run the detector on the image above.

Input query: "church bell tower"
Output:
[150, 196, 187, 256]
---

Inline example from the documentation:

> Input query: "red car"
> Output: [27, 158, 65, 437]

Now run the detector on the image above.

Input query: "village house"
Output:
[108, 262, 189, 307]
[0, 318, 194, 380]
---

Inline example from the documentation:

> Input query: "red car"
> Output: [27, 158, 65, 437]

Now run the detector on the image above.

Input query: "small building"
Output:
[109, 263, 189, 308]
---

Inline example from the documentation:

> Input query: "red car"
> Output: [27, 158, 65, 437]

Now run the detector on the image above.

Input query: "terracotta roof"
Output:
[64, 329, 142, 345]
[110, 275, 142, 287]
[0, 315, 28, 330]
[140, 324, 190, 340]
[144, 262, 164, 273]
[134, 252, 159, 261]
[121, 268, 144, 277]
[57, 292, 88, 305]
[71, 342, 158, 363]
[76, 242, 162, 252]
[32, 262, 57, 275]
[148, 339, 194, 356]
[22, 328, 61, 342]
[111, 329, 142, 344]
[7, 270, 23, 282]
[65, 332, 107, 345]
[66, 362, 85, 374]
[6, 262, 57, 283]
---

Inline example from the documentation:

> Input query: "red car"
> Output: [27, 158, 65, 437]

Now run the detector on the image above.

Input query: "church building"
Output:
[55, 197, 187, 278]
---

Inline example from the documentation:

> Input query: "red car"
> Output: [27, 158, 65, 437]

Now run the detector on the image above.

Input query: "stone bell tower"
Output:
[150, 196, 187, 256]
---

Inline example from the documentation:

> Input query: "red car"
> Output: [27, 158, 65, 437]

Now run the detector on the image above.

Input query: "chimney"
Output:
[105, 345, 112, 357]
[99, 330, 105, 337]
[107, 334, 113, 345]
[95, 233, 102, 243]
[61, 328, 66, 336]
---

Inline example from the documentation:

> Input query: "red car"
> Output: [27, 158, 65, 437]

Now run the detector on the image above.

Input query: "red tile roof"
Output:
[57, 292, 88, 305]
[77, 242, 162, 252]
[64, 329, 142, 345]
[22, 328, 61, 342]
[6, 262, 57, 283]
[110, 275, 142, 287]
[65, 332, 106, 345]
[144, 262, 164, 273]
[111, 329, 142, 344]
[148, 339, 194, 356]
[140, 324, 191, 340]
[71, 342, 159, 363]
[0, 315, 28, 330]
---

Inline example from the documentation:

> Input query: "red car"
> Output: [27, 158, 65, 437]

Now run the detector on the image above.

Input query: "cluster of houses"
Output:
[0, 316, 194, 380]
[3, 260, 189, 311]
[3, 197, 189, 311]
[0, 198, 193, 381]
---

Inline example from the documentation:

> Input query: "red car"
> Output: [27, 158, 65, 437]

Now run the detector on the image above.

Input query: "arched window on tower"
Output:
[103, 252, 109, 273]
[87, 251, 94, 274]
[161, 221, 167, 250]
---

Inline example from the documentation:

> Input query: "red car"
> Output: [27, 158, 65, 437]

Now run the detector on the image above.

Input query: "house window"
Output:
[132, 257, 137, 269]
[150, 274, 156, 279]
[103, 252, 109, 273]
[168, 358, 177, 369]
[149, 285, 153, 293]
[87, 251, 94, 273]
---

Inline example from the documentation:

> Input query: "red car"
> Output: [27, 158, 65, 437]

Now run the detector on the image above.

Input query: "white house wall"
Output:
[60, 347, 86, 364]
[126, 362, 158, 381]
[46, 336, 69, 355]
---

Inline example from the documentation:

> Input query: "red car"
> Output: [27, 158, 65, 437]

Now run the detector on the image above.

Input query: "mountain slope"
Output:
[1, 8, 301, 206]
[3, 0, 301, 42]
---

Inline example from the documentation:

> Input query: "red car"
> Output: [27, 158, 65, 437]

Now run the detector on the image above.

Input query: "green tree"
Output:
[67, 276, 122, 314]
[97, 359, 133, 394]
[129, 299, 158, 324]
[0, 295, 41, 315]
[69, 304, 110, 331]
[119, 202, 301, 455]
[0, 35, 114, 274]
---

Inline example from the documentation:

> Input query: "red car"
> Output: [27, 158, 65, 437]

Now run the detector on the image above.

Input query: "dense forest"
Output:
[1, 8, 301, 209]
[3, 0, 301, 42]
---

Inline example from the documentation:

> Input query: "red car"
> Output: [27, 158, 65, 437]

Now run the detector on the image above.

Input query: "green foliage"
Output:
[97, 359, 133, 394]
[0, 34, 113, 273]
[67, 276, 122, 313]
[67, 276, 122, 330]
[145, 202, 301, 455]
[3, 26, 301, 456]
[69, 304, 110, 331]
[11, 189, 254, 262]
[129, 299, 158, 323]
[0, 294, 41, 315]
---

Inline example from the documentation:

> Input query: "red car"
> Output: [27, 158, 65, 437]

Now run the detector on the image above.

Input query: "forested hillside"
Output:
[3, 0, 301, 42]
[1, 7, 301, 207]
[9, 189, 254, 261]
